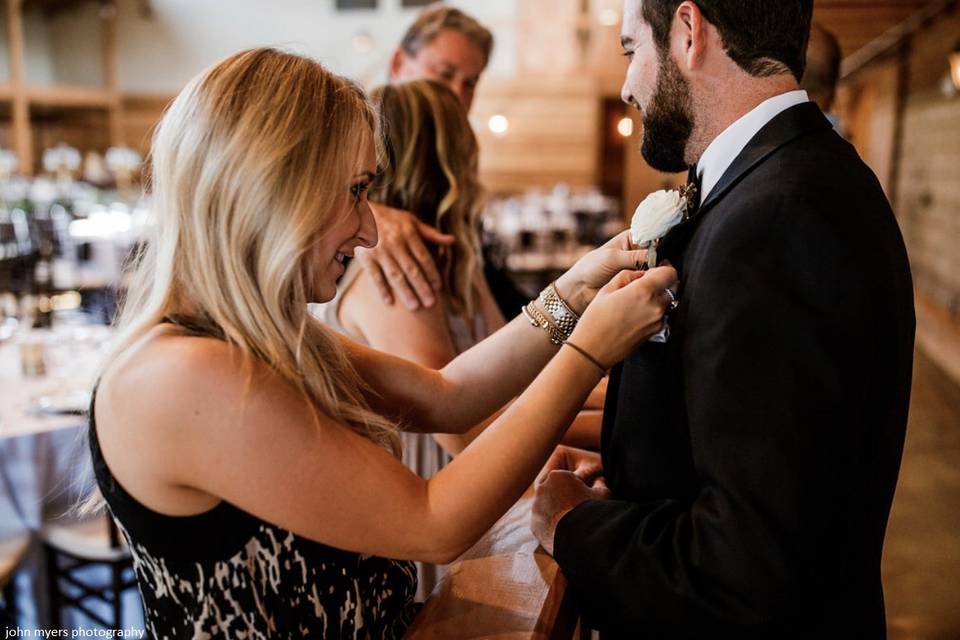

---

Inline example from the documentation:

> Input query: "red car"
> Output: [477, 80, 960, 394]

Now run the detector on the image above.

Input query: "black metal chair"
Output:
[0, 533, 30, 632]
[43, 515, 138, 630]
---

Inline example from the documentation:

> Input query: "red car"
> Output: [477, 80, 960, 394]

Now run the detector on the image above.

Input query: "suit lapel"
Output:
[659, 102, 832, 270]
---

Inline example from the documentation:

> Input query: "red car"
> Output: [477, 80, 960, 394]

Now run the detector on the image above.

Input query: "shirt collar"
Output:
[696, 90, 810, 201]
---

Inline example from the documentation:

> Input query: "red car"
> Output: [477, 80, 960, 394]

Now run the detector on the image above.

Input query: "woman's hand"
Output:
[568, 265, 678, 369]
[554, 230, 646, 315]
[354, 203, 455, 310]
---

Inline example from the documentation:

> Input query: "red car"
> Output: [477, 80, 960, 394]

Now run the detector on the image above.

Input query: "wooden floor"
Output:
[883, 351, 960, 639]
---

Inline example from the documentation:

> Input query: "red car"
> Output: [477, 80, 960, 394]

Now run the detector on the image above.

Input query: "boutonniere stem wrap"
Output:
[630, 183, 698, 269]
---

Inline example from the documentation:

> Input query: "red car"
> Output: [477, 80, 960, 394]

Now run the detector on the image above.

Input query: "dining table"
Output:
[0, 320, 142, 631]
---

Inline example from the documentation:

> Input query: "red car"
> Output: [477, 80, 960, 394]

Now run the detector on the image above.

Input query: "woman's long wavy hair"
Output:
[370, 80, 485, 316]
[94, 49, 400, 491]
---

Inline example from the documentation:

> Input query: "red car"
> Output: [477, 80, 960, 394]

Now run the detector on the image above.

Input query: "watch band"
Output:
[538, 282, 578, 338]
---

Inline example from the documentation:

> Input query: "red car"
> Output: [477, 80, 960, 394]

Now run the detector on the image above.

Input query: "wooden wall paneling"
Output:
[892, 8, 960, 315]
[517, 0, 582, 77]
[29, 104, 109, 162]
[813, 0, 931, 57]
[838, 57, 901, 197]
[119, 93, 170, 158]
[473, 76, 601, 194]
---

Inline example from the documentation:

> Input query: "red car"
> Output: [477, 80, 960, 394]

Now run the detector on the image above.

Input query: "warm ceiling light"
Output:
[488, 115, 509, 137]
[598, 8, 620, 27]
[617, 116, 634, 138]
[950, 41, 960, 91]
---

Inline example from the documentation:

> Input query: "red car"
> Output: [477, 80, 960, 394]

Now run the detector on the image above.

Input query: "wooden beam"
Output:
[841, 0, 959, 78]
[27, 85, 115, 108]
[6, 0, 33, 174]
[101, 1, 124, 146]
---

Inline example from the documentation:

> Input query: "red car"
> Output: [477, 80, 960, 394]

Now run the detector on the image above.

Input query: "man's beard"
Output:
[640, 52, 695, 173]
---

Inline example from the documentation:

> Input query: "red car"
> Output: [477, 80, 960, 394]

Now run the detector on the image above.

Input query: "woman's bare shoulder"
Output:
[94, 325, 330, 511]
[99, 327, 243, 414]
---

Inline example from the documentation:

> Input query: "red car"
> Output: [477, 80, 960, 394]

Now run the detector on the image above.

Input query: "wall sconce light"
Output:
[488, 114, 509, 137]
[617, 116, 634, 138]
[597, 8, 620, 27]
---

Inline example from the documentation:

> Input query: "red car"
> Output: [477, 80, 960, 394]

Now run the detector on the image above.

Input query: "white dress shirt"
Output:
[696, 90, 810, 202]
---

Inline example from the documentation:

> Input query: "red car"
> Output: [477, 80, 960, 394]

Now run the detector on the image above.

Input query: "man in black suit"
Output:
[530, 1, 915, 637]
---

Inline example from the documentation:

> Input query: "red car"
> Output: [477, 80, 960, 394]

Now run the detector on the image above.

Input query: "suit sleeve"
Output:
[554, 191, 872, 633]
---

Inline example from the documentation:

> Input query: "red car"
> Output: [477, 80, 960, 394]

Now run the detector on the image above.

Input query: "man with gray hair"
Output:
[390, 4, 493, 112]
[357, 4, 527, 317]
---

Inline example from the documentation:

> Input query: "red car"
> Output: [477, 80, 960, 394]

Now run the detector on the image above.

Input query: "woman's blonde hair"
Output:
[104, 49, 400, 455]
[371, 80, 484, 316]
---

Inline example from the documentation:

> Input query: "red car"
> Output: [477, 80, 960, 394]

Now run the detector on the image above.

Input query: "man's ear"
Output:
[389, 48, 408, 81]
[675, 1, 708, 71]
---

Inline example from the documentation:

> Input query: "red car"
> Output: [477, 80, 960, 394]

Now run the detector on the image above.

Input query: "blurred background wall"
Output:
[0, 0, 957, 360]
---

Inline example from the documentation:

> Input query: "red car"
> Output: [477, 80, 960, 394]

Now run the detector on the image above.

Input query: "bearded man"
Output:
[531, 1, 916, 637]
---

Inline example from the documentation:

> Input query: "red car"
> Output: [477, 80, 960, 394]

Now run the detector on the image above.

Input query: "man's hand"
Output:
[536, 445, 603, 485]
[355, 203, 455, 310]
[532, 449, 611, 556]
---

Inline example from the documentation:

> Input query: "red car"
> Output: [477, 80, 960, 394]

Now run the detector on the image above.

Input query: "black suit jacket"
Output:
[554, 103, 915, 639]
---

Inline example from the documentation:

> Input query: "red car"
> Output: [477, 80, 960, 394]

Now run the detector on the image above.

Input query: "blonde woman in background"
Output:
[321, 80, 603, 457]
[318, 80, 503, 468]
[318, 80, 604, 598]
[88, 48, 676, 638]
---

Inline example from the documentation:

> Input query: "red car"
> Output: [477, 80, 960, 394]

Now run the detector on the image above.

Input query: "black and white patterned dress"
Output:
[88, 351, 420, 638]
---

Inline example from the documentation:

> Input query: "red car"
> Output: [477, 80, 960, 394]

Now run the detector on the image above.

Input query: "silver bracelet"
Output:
[538, 282, 578, 339]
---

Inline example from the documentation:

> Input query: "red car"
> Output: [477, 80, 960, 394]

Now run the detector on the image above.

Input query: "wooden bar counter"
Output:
[405, 491, 581, 639]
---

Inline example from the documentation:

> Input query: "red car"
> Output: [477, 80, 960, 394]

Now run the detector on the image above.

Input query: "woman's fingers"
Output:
[406, 233, 444, 293]
[416, 220, 456, 246]
[602, 228, 633, 250]
[377, 251, 422, 310]
[638, 265, 679, 291]
[391, 241, 437, 309]
[354, 248, 393, 305]
[601, 268, 648, 293]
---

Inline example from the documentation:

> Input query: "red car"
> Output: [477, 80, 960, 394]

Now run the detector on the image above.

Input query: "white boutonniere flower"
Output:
[630, 186, 695, 268]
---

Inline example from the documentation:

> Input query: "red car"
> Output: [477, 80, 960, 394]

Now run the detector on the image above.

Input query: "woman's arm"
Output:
[340, 267, 588, 454]
[102, 266, 675, 567]
[344, 232, 646, 434]
[338, 268, 480, 453]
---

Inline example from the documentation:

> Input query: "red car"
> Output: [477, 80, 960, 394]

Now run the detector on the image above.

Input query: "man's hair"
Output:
[801, 23, 842, 102]
[399, 4, 495, 67]
[642, 0, 814, 81]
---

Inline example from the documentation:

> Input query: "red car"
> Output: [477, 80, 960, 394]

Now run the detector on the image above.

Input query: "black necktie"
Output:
[685, 164, 702, 219]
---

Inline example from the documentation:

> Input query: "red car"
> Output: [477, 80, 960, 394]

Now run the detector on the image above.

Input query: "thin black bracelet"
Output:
[562, 340, 607, 375]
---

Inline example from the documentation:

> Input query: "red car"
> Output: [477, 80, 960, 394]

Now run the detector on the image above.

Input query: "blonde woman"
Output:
[89, 49, 676, 638]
